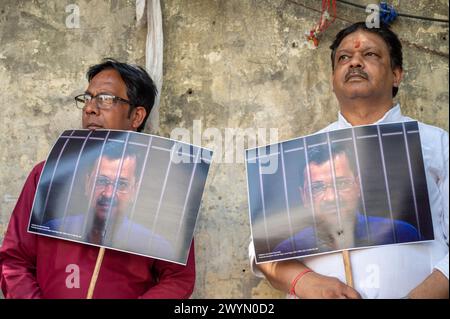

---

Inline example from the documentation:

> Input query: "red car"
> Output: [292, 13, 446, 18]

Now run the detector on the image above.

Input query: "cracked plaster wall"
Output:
[0, 0, 448, 299]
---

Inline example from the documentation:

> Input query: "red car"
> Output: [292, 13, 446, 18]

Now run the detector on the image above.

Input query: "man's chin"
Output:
[94, 206, 115, 220]
[316, 207, 354, 220]
[317, 207, 338, 216]
[343, 86, 373, 99]
[316, 211, 338, 225]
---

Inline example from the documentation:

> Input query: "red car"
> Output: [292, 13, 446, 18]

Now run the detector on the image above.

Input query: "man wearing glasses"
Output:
[81, 144, 142, 247]
[0, 59, 195, 298]
[84, 149, 139, 247]
[42, 142, 174, 261]
[274, 143, 419, 254]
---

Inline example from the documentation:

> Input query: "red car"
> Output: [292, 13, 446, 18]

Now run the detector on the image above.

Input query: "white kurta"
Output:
[249, 104, 449, 298]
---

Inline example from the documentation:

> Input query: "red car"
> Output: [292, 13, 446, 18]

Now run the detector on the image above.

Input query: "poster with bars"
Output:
[28, 129, 212, 265]
[246, 121, 433, 264]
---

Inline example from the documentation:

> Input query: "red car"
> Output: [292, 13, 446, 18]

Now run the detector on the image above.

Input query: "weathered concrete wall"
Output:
[0, 1, 146, 235]
[0, 0, 448, 299]
[0, 0, 146, 299]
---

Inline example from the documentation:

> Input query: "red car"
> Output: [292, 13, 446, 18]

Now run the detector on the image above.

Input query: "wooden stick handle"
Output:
[342, 250, 354, 288]
[86, 247, 106, 299]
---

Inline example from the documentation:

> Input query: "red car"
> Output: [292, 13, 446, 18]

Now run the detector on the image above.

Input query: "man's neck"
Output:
[87, 228, 104, 245]
[339, 99, 395, 126]
[85, 214, 107, 245]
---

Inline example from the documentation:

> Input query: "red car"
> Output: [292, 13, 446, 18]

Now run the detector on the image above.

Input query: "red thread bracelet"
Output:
[289, 269, 313, 297]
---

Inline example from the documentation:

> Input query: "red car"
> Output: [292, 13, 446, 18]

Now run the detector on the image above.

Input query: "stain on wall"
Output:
[0, 0, 448, 299]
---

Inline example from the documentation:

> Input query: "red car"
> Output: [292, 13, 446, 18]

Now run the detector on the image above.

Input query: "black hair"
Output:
[92, 140, 144, 180]
[329, 21, 403, 97]
[87, 58, 157, 132]
[301, 142, 357, 186]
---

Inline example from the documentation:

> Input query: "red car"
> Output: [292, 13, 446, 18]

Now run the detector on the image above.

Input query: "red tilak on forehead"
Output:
[354, 40, 361, 48]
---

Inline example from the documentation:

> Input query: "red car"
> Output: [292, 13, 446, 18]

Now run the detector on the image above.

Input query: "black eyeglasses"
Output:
[310, 178, 355, 198]
[75, 93, 132, 110]
[94, 176, 132, 194]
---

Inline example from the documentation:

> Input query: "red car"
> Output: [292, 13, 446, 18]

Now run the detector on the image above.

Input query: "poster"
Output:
[28, 129, 212, 265]
[246, 121, 433, 263]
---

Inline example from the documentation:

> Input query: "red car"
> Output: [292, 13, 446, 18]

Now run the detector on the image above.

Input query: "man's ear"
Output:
[392, 66, 403, 89]
[130, 106, 147, 130]
[130, 180, 138, 194]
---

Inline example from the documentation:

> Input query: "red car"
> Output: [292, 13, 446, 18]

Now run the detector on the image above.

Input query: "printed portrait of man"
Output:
[274, 141, 420, 255]
[42, 139, 174, 260]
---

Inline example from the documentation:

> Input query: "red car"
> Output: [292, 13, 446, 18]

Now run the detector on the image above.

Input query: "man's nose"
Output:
[322, 184, 336, 202]
[101, 183, 116, 198]
[349, 53, 364, 68]
[83, 98, 100, 115]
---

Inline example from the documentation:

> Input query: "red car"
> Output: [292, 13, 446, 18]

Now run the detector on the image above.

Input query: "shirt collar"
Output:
[336, 103, 402, 128]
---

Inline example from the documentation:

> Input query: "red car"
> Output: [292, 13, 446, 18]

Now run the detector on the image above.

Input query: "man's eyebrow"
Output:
[84, 91, 114, 96]
[352, 44, 384, 52]
[361, 45, 381, 51]
[335, 49, 351, 57]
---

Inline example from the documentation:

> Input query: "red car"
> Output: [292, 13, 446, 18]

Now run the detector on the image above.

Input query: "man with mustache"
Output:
[249, 22, 448, 298]
[274, 143, 419, 254]
[0, 59, 195, 298]
[42, 142, 175, 260]
[83, 146, 140, 247]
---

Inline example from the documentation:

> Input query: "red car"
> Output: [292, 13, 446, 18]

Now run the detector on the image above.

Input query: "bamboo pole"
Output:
[86, 247, 106, 299]
[342, 250, 353, 288]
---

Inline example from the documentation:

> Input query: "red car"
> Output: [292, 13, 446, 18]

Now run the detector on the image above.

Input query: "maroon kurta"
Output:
[0, 162, 196, 299]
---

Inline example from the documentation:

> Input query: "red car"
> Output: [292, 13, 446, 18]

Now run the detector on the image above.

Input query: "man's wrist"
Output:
[291, 269, 313, 298]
